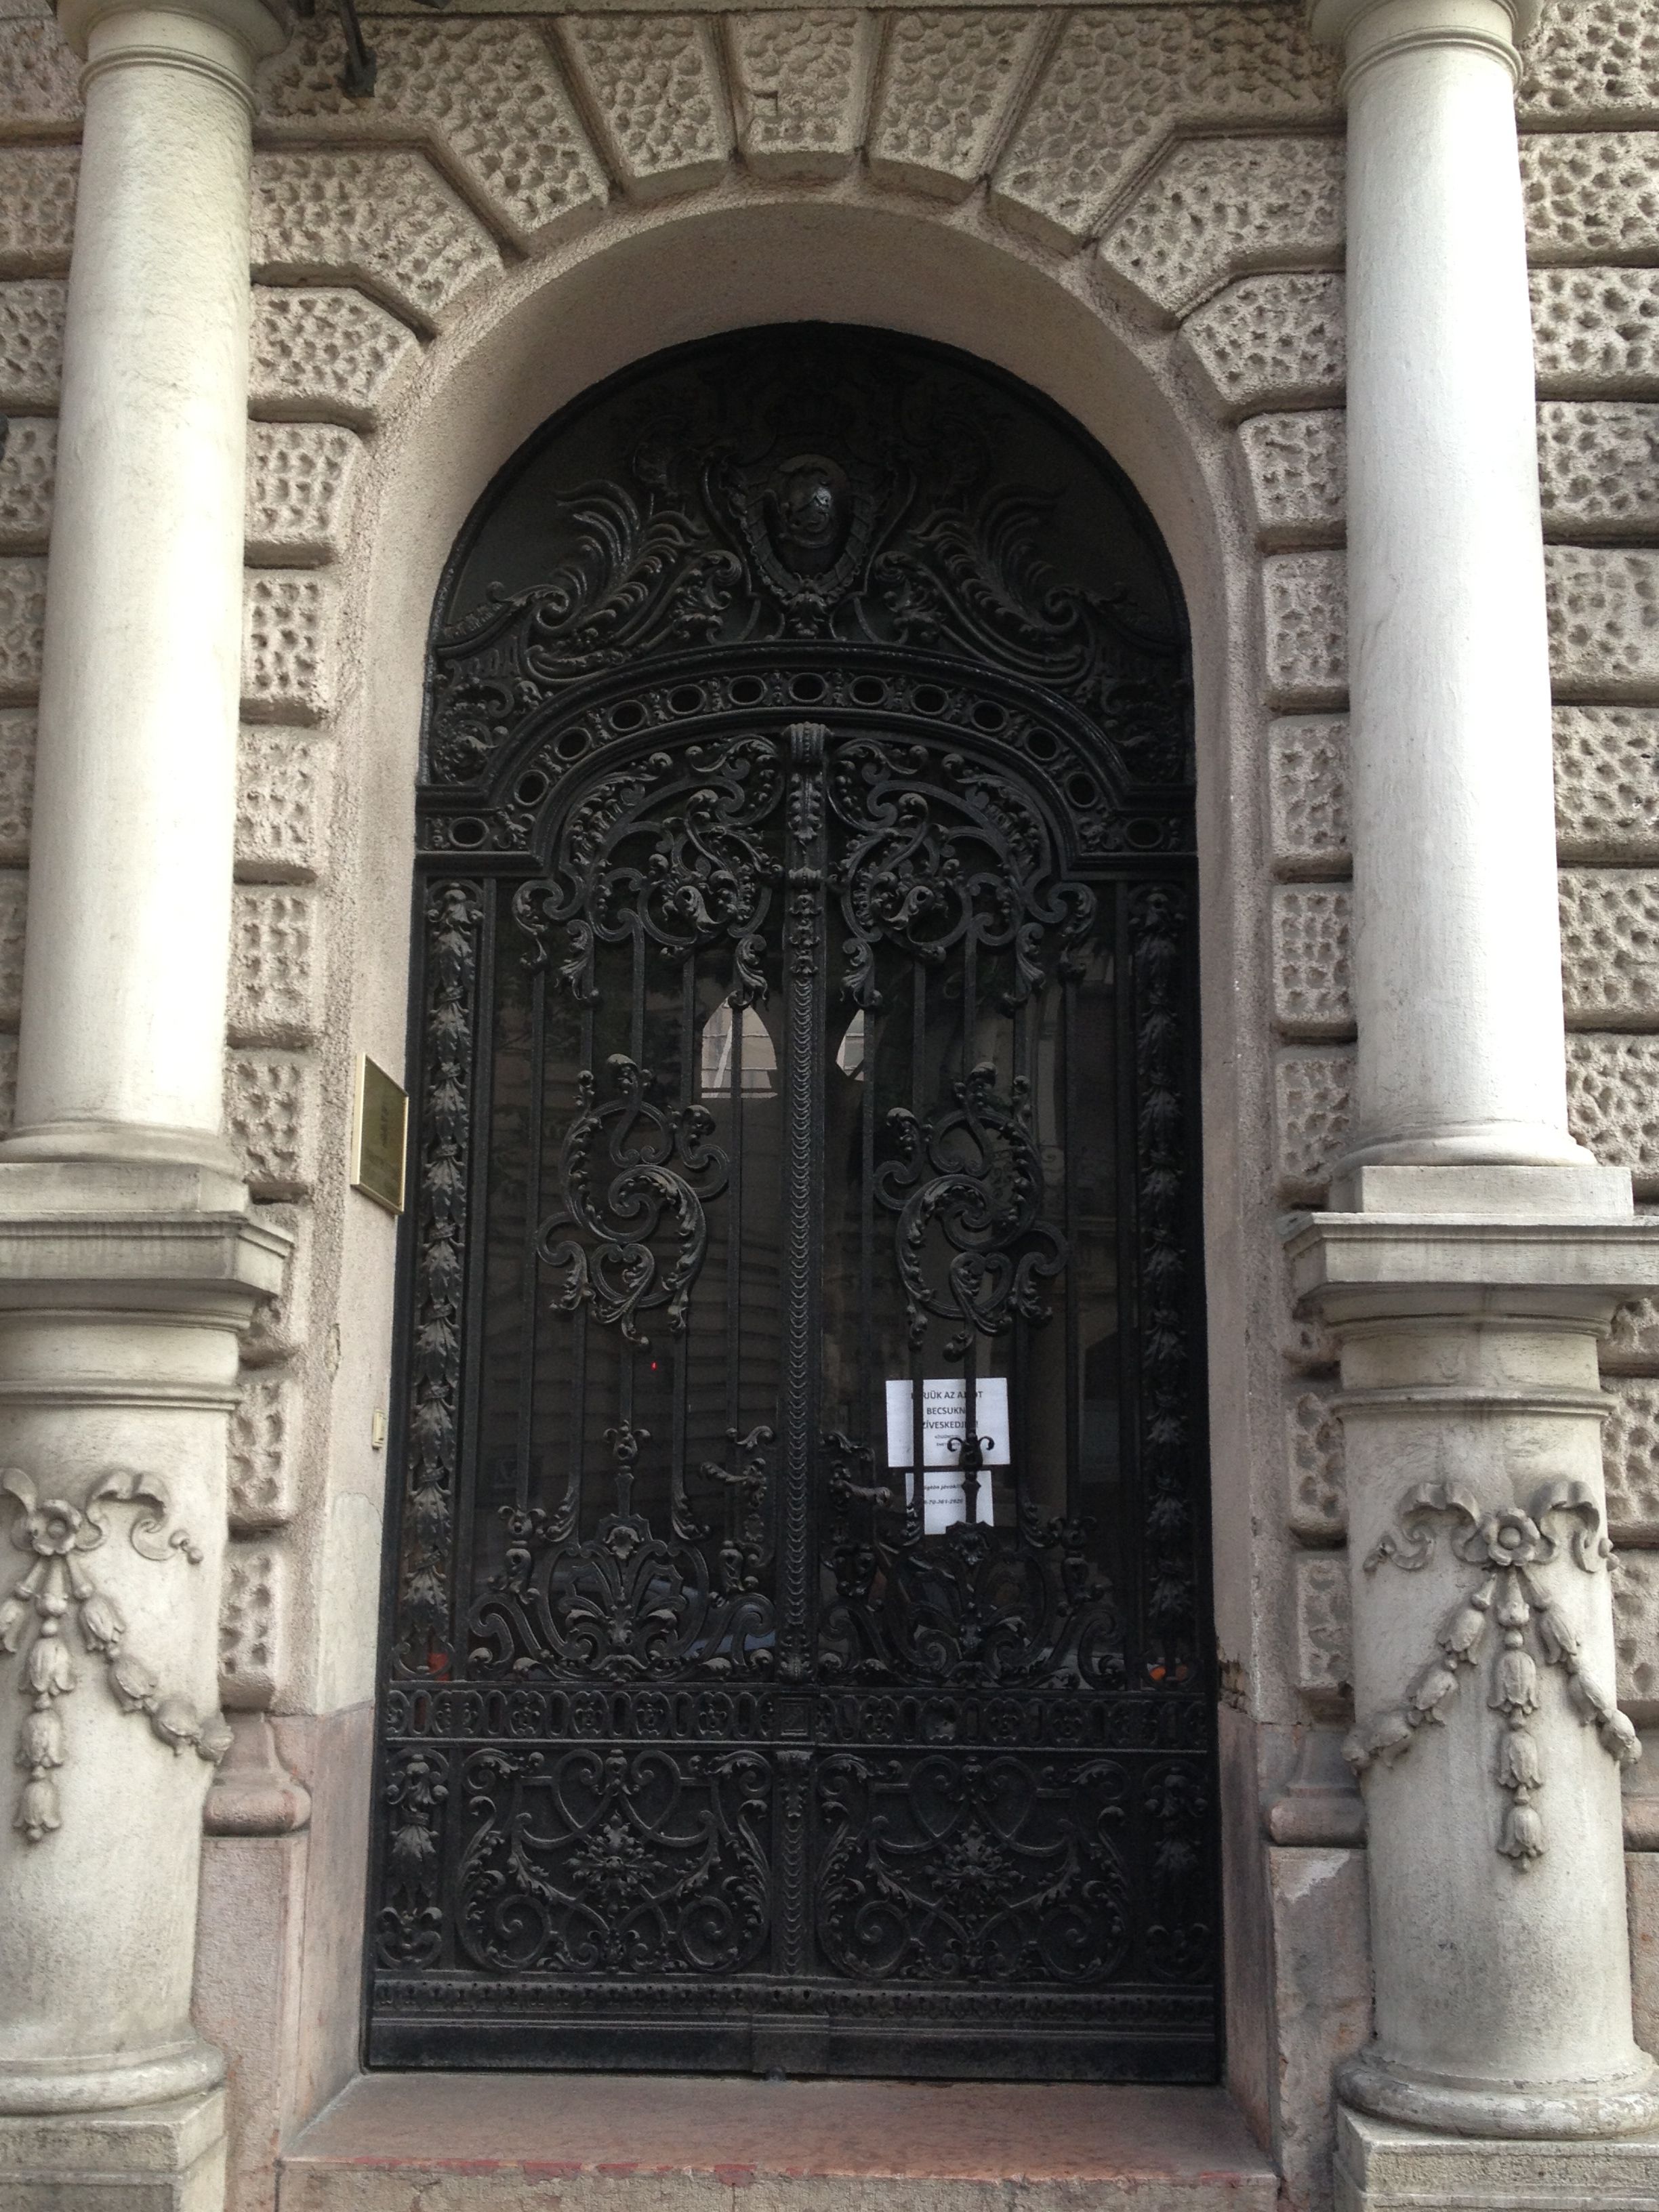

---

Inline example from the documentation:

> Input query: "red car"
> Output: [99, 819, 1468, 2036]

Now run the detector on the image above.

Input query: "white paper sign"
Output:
[884, 1377, 1008, 1533]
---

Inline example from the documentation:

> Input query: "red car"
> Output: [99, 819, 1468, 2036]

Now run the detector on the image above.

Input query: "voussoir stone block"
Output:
[230, 1370, 300, 1535]
[1269, 716, 1349, 872]
[1614, 1548, 1659, 1718]
[1532, 267, 1659, 396]
[1272, 883, 1353, 1039]
[0, 555, 44, 701]
[1294, 1549, 1352, 1711]
[1567, 1034, 1659, 1188]
[221, 1536, 288, 1711]
[1099, 135, 1344, 323]
[0, 708, 33, 865]
[991, 6, 1338, 250]
[0, 146, 75, 276]
[1521, 0, 1659, 124]
[561, 14, 729, 201]
[243, 571, 337, 724]
[226, 1050, 319, 1198]
[729, 11, 876, 181]
[1547, 546, 1659, 697]
[1606, 1378, 1659, 1542]
[245, 422, 361, 567]
[1288, 1385, 1346, 1542]
[0, 17, 82, 132]
[236, 726, 332, 885]
[229, 885, 323, 1049]
[0, 276, 63, 409]
[1560, 867, 1659, 1026]
[252, 151, 500, 331]
[1556, 705, 1659, 859]
[261, 16, 606, 247]
[1275, 1044, 1352, 1196]
[1264, 549, 1347, 708]
[1240, 410, 1345, 545]
[249, 287, 421, 429]
[0, 413, 52, 552]
[868, 9, 1046, 201]
[1523, 130, 1659, 262]
[1180, 271, 1346, 418]
[1538, 401, 1659, 535]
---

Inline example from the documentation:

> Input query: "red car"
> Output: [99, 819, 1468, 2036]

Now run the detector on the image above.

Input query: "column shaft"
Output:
[1334, 0, 1587, 1171]
[9, 1, 266, 1165]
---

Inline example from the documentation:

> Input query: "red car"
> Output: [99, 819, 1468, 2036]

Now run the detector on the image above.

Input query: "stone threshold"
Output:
[279, 2074, 1277, 2211]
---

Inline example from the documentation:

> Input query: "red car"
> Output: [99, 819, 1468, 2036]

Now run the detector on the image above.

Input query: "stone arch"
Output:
[280, 176, 1278, 2092]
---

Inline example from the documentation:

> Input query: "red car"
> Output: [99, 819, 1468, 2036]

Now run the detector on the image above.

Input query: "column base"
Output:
[1334, 2104, 1659, 2211]
[0, 2041, 224, 2118]
[0, 2087, 224, 2211]
[1338, 2049, 1659, 2140]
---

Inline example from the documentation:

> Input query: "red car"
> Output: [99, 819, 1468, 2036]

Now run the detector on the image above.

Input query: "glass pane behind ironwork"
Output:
[372, 327, 1214, 2079]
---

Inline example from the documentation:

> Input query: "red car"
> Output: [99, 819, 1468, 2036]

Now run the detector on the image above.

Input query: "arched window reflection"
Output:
[699, 1000, 777, 1097]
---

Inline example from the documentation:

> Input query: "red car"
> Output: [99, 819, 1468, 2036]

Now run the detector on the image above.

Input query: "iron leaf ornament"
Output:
[1345, 1477, 1639, 1863]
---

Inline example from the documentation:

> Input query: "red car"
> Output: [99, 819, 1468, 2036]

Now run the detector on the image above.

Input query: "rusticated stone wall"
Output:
[3, 0, 1659, 2203]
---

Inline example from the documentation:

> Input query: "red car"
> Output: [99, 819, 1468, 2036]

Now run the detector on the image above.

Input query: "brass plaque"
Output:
[350, 1055, 407, 1216]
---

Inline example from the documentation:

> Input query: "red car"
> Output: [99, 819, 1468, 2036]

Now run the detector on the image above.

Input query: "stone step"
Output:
[279, 2074, 1277, 2212]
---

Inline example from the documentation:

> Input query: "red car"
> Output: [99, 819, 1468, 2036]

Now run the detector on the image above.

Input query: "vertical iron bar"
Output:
[513, 960, 547, 1514]
[672, 957, 695, 1536]
[452, 876, 496, 1663]
[778, 722, 827, 1681]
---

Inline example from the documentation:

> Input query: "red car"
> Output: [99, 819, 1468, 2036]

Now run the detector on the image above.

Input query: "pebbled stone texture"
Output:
[1523, 131, 1659, 263]
[237, 727, 333, 885]
[1240, 411, 1345, 545]
[1521, 0, 1659, 125]
[0, 146, 75, 276]
[225, 1051, 319, 1198]
[0, 412, 52, 552]
[1566, 1034, 1659, 1189]
[0, 555, 43, 701]
[1532, 268, 1659, 396]
[0, 16, 81, 134]
[1269, 717, 1349, 875]
[1099, 134, 1344, 322]
[1547, 546, 1659, 698]
[1275, 1045, 1352, 1197]
[1294, 1550, 1352, 1710]
[1607, 1377, 1659, 1540]
[562, 14, 729, 201]
[1538, 401, 1659, 535]
[228, 885, 323, 1048]
[869, 10, 1046, 201]
[243, 571, 336, 724]
[1264, 550, 1347, 708]
[991, 4, 1338, 249]
[0, 279, 62, 412]
[1271, 884, 1353, 1040]
[252, 150, 501, 331]
[1181, 272, 1346, 417]
[260, 14, 607, 249]
[729, 11, 876, 181]
[0, 707, 31, 865]
[1559, 868, 1659, 1027]
[1555, 705, 1659, 860]
[220, 1538, 287, 1711]
[249, 287, 421, 428]
[1288, 1386, 1345, 1544]
[230, 1371, 300, 1535]
[246, 422, 362, 567]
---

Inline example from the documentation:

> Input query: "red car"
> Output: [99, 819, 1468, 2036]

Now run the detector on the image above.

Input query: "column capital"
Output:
[58, 0, 292, 91]
[1309, 0, 1542, 81]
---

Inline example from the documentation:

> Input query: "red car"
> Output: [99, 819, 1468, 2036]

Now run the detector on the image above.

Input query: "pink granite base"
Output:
[280, 2075, 1276, 2212]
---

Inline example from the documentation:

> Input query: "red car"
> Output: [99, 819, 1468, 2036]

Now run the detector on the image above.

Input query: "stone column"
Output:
[1292, 0, 1659, 2201]
[5, 0, 286, 1172]
[0, 0, 289, 2205]
[1320, 0, 1587, 1175]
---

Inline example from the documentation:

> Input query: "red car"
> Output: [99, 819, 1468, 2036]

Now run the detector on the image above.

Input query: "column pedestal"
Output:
[1335, 2108, 1659, 2211]
[0, 2091, 227, 2212]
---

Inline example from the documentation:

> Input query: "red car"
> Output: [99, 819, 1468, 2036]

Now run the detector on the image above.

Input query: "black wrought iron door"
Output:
[370, 327, 1215, 2078]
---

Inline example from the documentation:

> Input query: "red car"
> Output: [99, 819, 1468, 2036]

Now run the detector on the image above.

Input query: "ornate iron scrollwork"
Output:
[376, 330, 1212, 2078]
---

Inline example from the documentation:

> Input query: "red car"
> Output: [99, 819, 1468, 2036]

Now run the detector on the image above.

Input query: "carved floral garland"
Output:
[0, 1467, 230, 1843]
[1345, 1479, 1639, 1863]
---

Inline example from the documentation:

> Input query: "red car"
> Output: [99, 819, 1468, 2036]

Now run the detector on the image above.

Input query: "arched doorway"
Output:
[369, 326, 1214, 2080]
